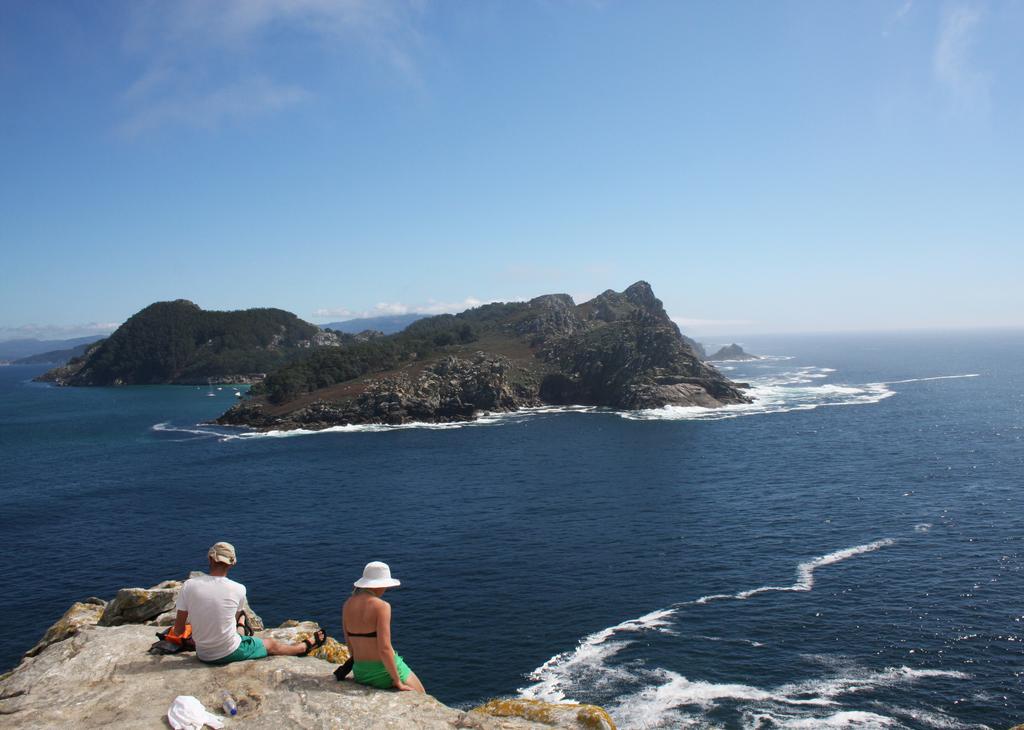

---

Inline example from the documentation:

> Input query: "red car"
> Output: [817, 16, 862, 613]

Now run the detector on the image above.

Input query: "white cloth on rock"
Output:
[167, 695, 225, 730]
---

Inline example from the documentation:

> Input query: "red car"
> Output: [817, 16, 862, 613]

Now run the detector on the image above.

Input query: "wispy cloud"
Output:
[882, 0, 913, 35]
[313, 296, 494, 321]
[933, 3, 990, 114]
[120, 76, 311, 136]
[119, 0, 427, 134]
[0, 322, 120, 341]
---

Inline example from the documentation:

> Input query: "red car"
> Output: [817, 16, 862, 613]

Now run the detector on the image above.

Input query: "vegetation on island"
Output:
[40, 300, 323, 385]
[253, 303, 529, 403]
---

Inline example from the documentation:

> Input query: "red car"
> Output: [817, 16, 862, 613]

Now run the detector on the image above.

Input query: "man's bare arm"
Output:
[171, 610, 188, 635]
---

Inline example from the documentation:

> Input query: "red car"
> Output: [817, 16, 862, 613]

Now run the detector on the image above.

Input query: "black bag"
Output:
[148, 638, 186, 655]
[148, 628, 196, 655]
[334, 657, 354, 680]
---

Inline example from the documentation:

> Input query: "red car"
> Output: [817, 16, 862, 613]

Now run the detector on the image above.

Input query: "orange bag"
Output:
[165, 624, 193, 645]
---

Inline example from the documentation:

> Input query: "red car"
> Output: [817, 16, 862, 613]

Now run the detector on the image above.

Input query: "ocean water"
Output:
[1, 330, 1022, 729]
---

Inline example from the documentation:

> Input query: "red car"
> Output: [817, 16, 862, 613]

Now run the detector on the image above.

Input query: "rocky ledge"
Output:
[0, 580, 614, 729]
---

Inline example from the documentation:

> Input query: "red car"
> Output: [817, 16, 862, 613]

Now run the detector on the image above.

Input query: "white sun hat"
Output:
[354, 561, 401, 589]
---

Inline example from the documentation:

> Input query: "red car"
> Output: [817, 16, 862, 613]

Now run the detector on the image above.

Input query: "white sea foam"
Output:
[620, 370, 979, 424]
[606, 664, 972, 729]
[151, 409, 544, 442]
[609, 669, 775, 727]
[691, 539, 896, 606]
[620, 368, 896, 422]
[520, 608, 675, 702]
[873, 702, 992, 730]
[775, 666, 970, 703]
[748, 709, 900, 728]
[696, 635, 766, 648]
[876, 374, 980, 385]
[150, 422, 237, 440]
[520, 539, 898, 705]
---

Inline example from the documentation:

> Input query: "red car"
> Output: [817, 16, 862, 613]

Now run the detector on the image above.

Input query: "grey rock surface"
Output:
[0, 624, 513, 728]
[1, 584, 615, 729]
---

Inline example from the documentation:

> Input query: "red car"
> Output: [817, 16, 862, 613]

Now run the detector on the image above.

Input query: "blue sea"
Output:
[1, 330, 1022, 729]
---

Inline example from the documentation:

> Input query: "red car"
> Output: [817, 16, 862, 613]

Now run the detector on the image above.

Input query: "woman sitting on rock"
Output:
[342, 562, 425, 692]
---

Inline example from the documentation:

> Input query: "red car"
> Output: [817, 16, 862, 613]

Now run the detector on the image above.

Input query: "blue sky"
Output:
[1, 1, 1021, 340]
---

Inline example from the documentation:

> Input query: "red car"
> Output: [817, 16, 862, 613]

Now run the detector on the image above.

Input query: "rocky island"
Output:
[37, 300, 360, 386]
[0, 579, 613, 728]
[706, 343, 760, 361]
[218, 282, 751, 430]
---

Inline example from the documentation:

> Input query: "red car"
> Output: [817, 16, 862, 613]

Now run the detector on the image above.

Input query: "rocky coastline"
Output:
[0, 578, 614, 729]
[218, 282, 752, 431]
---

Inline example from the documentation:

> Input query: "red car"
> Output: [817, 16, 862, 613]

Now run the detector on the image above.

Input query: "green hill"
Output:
[39, 300, 327, 385]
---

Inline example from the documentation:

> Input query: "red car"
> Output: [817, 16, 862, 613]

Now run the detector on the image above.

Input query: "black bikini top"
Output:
[345, 627, 377, 638]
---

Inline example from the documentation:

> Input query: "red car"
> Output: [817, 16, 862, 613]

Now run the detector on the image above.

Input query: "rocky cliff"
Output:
[218, 282, 751, 430]
[0, 579, 614, 729]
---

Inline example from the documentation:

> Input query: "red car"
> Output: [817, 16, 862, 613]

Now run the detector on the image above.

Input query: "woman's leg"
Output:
[404, 670, 426, 693]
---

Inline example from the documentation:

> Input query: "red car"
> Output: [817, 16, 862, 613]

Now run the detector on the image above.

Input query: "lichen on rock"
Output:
[24, 598, 106, 658]
[471, 699, 616, 730]
[98, 586, 178, 626]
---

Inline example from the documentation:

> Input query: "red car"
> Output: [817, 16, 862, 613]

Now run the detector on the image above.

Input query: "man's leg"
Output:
[261, 629, 326, 657]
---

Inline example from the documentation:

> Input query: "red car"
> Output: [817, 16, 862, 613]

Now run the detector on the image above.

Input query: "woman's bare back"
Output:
[343, 594, 384, 661]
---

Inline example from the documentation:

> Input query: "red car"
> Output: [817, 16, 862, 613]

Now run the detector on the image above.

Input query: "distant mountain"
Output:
[707, 343, 760, 361]
[13, 342, 98, 365]
[219, 281, 750, 430]
[0, 335, 107, 362]
[38, 300, 345, 386]
[321, 313, 427, 335]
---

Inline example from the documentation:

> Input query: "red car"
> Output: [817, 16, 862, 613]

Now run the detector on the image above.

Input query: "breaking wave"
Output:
[608, 665, 974, 729]
[621, 369, 981, 422]
[513, 538, 983, 728]
[621, 366, 895, 421]
[876, 374, 980, 385]
[694, 539, 896, 604]
[521, 539, 898, 703]
[150, 410, 540, 442]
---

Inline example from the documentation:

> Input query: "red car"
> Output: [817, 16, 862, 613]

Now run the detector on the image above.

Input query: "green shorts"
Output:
[201, 636, 268, 665]
[352, 652, 412, 689]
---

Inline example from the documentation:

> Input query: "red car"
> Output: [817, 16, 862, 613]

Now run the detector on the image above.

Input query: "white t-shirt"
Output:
[175, 574, 246, 661]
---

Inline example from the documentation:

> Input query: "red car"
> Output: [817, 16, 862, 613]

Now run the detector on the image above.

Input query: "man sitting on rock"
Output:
[171, 542, 325, 664]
